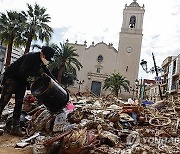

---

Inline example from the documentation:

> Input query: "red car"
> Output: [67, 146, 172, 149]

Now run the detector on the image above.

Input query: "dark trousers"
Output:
[0, 76, 26, 124]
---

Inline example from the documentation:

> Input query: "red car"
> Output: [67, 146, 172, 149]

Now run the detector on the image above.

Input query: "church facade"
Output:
[68, 0, 145, 98]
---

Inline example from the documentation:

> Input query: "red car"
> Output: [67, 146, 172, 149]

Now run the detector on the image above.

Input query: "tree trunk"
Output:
[57, 64, 65, 83]
[115, 90, 119, 97]
[5, 36, 14, 68]
[24, 36, 32, 54]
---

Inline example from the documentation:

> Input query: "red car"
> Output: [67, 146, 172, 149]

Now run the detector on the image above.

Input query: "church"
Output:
[68, 0, 145, 98]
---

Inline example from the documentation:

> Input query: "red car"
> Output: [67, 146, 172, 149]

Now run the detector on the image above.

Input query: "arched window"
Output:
[129, 16, 136, 28]
[97, 55, 103, 63]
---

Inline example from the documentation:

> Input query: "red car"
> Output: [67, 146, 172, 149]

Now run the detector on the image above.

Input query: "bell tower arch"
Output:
[116, 0, 145, 88]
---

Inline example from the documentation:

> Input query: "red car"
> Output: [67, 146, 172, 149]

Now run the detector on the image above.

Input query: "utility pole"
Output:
[152, 53, 163, 100]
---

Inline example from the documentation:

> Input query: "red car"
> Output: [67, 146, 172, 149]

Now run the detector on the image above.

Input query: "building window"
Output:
[172, 60, 176, 74]
[129, 15, 136, 28]
[97, 68, 101, 73]
[97, 55, 103, 63]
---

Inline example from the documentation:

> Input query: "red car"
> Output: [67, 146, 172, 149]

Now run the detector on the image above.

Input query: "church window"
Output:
[129, 16, 136, 28]
[97, 68, 101, 73]
[97, 55, 103, 63]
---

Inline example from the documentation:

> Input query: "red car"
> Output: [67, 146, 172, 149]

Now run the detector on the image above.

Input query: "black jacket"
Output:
[3, 52, 56, 83]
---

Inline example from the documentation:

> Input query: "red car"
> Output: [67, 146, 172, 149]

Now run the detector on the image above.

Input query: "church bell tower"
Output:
[117, 0, 145, 87]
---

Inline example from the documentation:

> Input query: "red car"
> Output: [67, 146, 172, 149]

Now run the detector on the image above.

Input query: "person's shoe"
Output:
[0, 129, 4, 136]
[10, 125, 25, 137]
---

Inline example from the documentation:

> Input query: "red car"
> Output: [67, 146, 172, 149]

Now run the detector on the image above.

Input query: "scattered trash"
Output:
[1, 90, 180, 153]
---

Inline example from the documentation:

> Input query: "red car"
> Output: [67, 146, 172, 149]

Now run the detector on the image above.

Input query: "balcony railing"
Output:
[161, 57, 172, 67]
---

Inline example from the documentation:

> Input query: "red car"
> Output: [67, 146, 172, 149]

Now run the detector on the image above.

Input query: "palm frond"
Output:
[103, 73, 130, 97]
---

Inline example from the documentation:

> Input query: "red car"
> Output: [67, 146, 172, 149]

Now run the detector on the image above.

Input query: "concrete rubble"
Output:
[0, 93, 180, 154]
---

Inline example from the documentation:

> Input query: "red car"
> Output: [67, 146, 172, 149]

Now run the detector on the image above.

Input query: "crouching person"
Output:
[0, 46, 56, 136]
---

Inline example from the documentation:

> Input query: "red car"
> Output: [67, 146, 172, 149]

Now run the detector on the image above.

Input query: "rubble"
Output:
[1, 92, 180, 154]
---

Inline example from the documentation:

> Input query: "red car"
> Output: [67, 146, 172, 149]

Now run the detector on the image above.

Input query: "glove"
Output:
[41, 73, 48, 78]
[55, 79, 59, 84]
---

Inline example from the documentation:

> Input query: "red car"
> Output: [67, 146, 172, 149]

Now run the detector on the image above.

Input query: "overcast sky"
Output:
[0, 0, 180, 80]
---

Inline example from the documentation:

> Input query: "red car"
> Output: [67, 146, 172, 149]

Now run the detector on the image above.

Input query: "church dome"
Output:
[129, 0, 140, 7]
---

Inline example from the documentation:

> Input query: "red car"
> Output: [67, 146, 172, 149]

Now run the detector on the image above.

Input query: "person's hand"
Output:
[55, 79, 59, 84]
[41, 73, 47, 78]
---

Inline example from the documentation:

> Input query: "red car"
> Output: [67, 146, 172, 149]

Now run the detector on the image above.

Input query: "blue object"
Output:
[142, 100, 153, 106]
[132, 111, 137, 123]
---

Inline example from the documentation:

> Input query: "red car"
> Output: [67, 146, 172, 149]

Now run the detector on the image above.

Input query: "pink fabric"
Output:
[66, 102, 75, 111]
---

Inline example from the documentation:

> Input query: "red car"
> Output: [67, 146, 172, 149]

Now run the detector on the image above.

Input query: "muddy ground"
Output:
[0, 133, 33, 154]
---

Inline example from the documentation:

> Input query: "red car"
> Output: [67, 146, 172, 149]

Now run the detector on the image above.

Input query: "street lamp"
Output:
[140, 52, 163, 100]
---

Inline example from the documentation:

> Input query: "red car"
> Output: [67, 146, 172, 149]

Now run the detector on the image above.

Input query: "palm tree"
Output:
[31, 41, 55, 51]
[49, 42, 83, 83]
[103, 73, 130, 97]
[51, 67, 76, 88]
[21, 3, 53, 54]
[0, 11, 24, 67]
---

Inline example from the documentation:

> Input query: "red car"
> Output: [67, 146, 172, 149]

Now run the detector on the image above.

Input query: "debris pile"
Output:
[1, 94, 180, 154]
